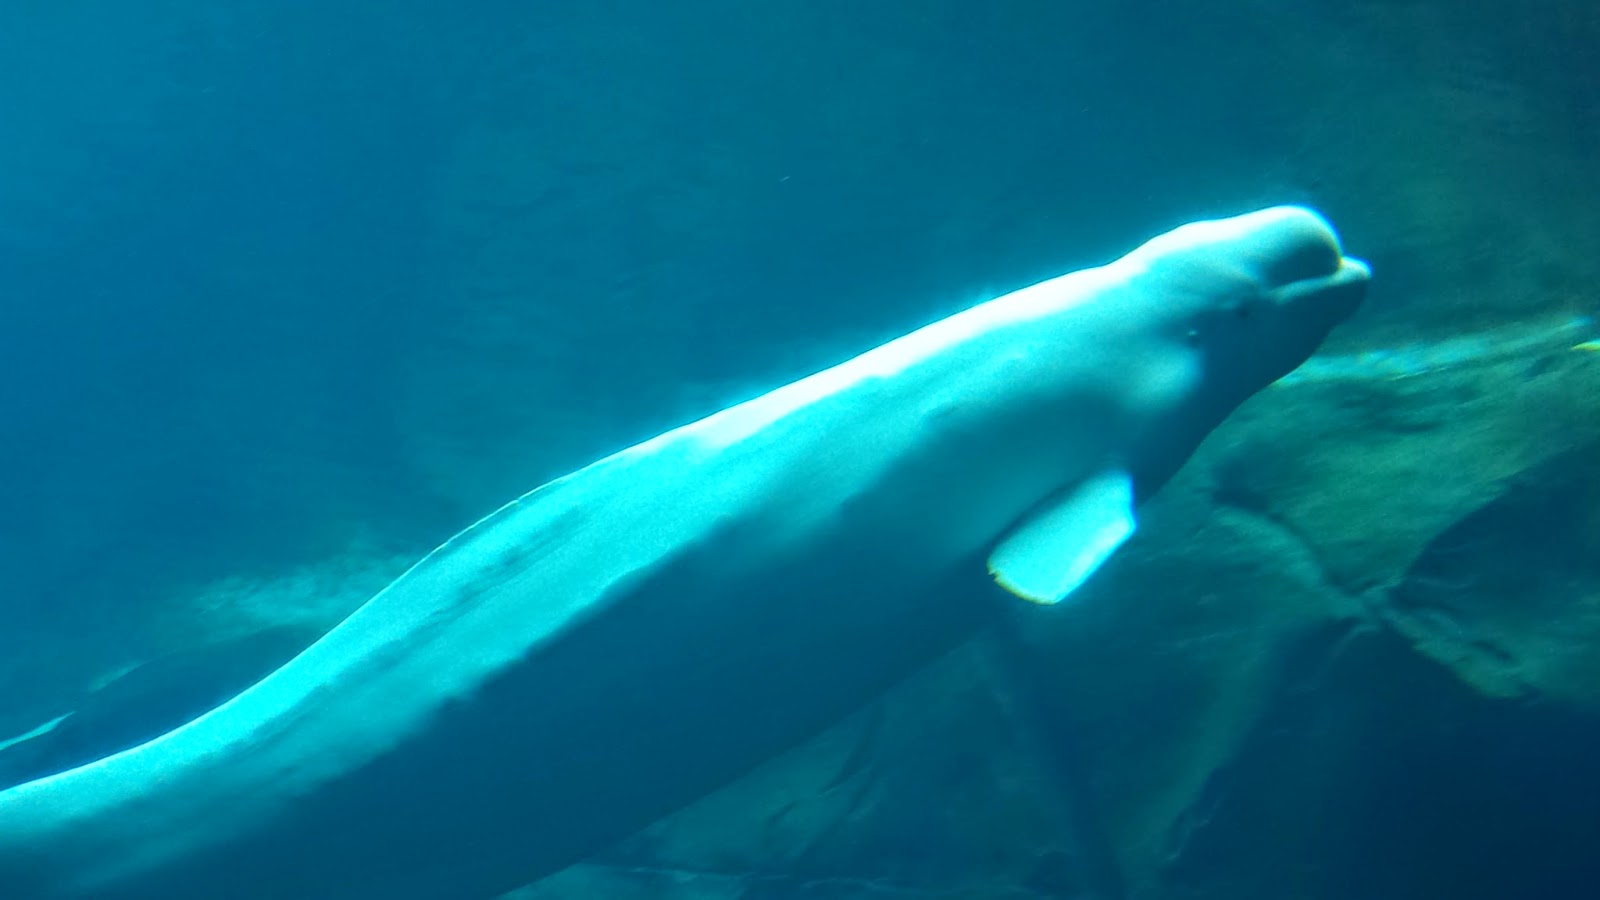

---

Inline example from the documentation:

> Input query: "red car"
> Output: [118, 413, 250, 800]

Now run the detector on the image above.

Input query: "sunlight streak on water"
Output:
[1281, 315, 1597, 384]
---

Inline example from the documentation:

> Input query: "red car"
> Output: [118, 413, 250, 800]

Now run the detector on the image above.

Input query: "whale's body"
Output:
[0, 207, 1369, 899]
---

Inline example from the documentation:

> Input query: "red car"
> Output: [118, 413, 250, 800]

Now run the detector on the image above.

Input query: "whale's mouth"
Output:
[1271, 255, 1371, 321]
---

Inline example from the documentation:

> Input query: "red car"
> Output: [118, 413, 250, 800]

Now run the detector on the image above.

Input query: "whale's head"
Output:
[1092, 205, 1368, 497]
[970, 206, 1369, 605]
[1123, 205, 1370, 402]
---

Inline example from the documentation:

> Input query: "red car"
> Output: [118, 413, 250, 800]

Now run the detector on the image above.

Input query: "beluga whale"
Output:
[0, 205, 1369, 899]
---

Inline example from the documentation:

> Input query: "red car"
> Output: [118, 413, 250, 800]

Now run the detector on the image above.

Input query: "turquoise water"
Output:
[2, 3, 1597, 898]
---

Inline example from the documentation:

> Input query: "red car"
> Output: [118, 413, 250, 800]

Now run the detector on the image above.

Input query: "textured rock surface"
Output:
[1384, 436, 1600, 707]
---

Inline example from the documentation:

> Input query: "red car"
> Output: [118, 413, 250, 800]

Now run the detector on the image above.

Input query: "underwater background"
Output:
[1, 1, 1597, 898]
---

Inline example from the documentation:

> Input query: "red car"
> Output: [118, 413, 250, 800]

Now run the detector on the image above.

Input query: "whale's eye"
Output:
[1232, 300, 1254, 320]
[1185, 328, 1201, 345]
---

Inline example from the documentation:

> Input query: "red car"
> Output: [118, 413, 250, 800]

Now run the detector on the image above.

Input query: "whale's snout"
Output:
[1130, 205, 1366, 296]
[1273, 254, 1370, 320]
[1128, 204, 1370, 329]
[1207, 205, 1370, 332]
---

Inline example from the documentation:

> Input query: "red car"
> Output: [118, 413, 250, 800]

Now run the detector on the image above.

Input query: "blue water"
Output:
[2, 3, 1597, 899]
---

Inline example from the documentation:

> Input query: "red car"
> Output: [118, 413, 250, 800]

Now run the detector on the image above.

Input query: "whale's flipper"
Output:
[987, 470, 1137, 605]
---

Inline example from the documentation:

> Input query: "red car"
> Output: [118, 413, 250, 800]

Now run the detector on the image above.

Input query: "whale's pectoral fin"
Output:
[987, 470, 1137, 605]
